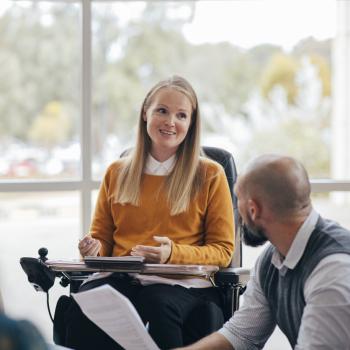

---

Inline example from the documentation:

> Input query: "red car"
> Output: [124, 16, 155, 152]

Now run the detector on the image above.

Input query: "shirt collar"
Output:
[144, 154, 176, 175]
[271, 209, 319, 274]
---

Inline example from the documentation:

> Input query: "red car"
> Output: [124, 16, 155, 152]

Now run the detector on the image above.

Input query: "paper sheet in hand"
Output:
[72, 285, 160, 350]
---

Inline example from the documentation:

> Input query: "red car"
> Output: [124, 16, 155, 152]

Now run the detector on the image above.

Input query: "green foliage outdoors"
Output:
[260, 53, 299, 104]
[0, 4, 80, 140]
[28, 101, 72, 148]
[0, 2, 332, 178]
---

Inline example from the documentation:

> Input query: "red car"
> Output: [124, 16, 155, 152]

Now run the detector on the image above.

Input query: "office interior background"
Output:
[0, 0, 349, 348]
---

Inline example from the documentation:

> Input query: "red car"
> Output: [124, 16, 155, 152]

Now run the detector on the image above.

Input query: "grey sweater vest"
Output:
[259, 217, 350, 348]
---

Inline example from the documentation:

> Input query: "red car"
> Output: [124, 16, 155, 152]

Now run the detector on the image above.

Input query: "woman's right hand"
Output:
[78, 235, 101, 257]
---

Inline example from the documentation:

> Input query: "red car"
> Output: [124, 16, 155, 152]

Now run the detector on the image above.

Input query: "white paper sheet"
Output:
[72, 285, 160, 350]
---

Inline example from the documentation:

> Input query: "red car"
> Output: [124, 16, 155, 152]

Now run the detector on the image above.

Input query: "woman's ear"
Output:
[142, 110, 147, 122]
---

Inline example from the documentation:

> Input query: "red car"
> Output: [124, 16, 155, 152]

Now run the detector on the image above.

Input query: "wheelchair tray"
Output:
[142, 264, 219, 277]
[45, 259, 219, 277]
[46, 259, 143, 273]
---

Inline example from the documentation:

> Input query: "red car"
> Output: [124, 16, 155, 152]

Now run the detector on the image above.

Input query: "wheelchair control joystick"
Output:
[38, 247, 48, 262]
[20, 247, 56, 292]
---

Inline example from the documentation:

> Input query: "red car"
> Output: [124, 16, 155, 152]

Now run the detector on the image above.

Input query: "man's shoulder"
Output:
[312, 216, 350, 252]
[316, 216, 350, 234]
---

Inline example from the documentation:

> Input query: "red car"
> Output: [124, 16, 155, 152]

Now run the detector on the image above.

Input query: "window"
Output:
[0, 1, 81, 180]
[1, 1, 349, 347]
[0, 191, 79, 331]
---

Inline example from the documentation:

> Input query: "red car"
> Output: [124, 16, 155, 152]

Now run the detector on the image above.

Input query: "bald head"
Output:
[237, 155, 311, 218]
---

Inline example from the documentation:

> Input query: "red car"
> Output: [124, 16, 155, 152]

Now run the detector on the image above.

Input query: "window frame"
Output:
[1, 0, 350, 237]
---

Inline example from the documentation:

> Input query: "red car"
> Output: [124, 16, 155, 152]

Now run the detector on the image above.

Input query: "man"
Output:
[175, 154, 350, 350]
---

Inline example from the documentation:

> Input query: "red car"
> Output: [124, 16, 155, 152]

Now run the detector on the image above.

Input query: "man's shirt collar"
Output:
[271, 209, 319, 274]
[144, 154, 176, 175]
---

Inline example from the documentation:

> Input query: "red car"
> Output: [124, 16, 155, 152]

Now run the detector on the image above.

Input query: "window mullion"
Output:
[81, 0, 93, 237]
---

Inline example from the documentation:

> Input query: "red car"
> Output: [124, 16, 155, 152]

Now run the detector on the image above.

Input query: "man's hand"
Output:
[130, 236, 172, 263]
[78, 235, 101, 257]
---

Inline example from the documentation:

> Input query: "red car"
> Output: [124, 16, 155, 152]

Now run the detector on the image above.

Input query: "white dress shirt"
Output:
[219, 210, 350, 349]
[144, 154, 176, 175]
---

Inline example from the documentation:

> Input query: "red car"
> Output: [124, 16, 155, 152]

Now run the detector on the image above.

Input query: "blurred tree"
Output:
[0, 1, 272, 145]
[293, 36, 331, 65]
[292, 37, 332, 98]
[242, 116, 330, 177]
[28, 101, 72, 148]
[309, 54, 331, 98]
[248, 45, 332, 177]
[0, 3, 79, 140]
[258, 38, 331, 108]
[0, 1, 333, 179]
[186, 42, 256, 118]
[248, 44, 282, 68]
[260, 53, 299, 105]
[90, 1, 258, 153]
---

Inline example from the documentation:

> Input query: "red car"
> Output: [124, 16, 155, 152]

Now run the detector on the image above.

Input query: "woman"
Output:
[66, 76, 235, 349]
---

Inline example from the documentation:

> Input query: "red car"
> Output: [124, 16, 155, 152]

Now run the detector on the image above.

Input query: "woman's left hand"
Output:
[131, 236, 172, 263]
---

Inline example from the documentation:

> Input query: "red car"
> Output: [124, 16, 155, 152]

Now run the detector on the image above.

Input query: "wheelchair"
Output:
[20, 146, 250, 347]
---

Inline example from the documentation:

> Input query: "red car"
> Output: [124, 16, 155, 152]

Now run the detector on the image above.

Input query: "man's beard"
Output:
[241, 218, 268, 247]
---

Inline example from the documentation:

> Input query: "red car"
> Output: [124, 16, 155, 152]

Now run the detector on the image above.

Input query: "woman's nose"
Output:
[165, 114, 176, 126]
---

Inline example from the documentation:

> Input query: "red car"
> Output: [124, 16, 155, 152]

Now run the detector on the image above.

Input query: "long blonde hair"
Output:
[116, 75, 203, 215]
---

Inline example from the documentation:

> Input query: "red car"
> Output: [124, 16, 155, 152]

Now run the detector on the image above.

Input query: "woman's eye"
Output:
[178, 113, 187, 119]
[157, 108, 167, 114]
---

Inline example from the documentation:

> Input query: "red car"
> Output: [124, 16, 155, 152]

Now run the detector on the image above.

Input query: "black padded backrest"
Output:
[202, 146, 241, 267]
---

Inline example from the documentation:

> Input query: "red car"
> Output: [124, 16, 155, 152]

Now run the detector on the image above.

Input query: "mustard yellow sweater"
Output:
[90, 158, 235, 267]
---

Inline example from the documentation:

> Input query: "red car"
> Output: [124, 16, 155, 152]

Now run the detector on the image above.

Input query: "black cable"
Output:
[46, 291, 54, 323]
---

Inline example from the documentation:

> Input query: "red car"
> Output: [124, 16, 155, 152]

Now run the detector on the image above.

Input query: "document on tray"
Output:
[72, 285, 160, 350]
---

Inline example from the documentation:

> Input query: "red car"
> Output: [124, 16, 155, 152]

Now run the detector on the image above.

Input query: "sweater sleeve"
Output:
[168, 165, 235, 267]
[90, 164, 116, 256]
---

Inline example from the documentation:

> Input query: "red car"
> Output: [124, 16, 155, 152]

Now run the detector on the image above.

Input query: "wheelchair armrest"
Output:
[214, 267, 250, 287]
[214, 267, 250, 320]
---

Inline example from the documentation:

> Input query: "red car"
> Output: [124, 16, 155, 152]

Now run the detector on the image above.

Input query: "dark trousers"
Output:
[64, 274, 224, 350]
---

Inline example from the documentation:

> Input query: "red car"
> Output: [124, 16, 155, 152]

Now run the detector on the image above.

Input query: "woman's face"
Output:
[143, 87, 193, 162]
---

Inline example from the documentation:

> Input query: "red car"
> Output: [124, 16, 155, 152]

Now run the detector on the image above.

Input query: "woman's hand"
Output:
[78, 235, 101, 257]
[131, 236, 172, 263]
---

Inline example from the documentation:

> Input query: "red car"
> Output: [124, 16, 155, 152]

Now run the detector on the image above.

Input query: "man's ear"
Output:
[247, 199, 261, 220]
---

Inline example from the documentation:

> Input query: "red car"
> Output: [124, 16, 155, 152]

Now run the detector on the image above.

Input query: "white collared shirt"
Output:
[144, 154, 176, 175]
[219, 210, 350, 349]
[271, 209, 319, 275]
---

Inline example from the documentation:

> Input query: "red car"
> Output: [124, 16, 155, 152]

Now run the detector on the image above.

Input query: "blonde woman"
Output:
[65, 76, 235, 350]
